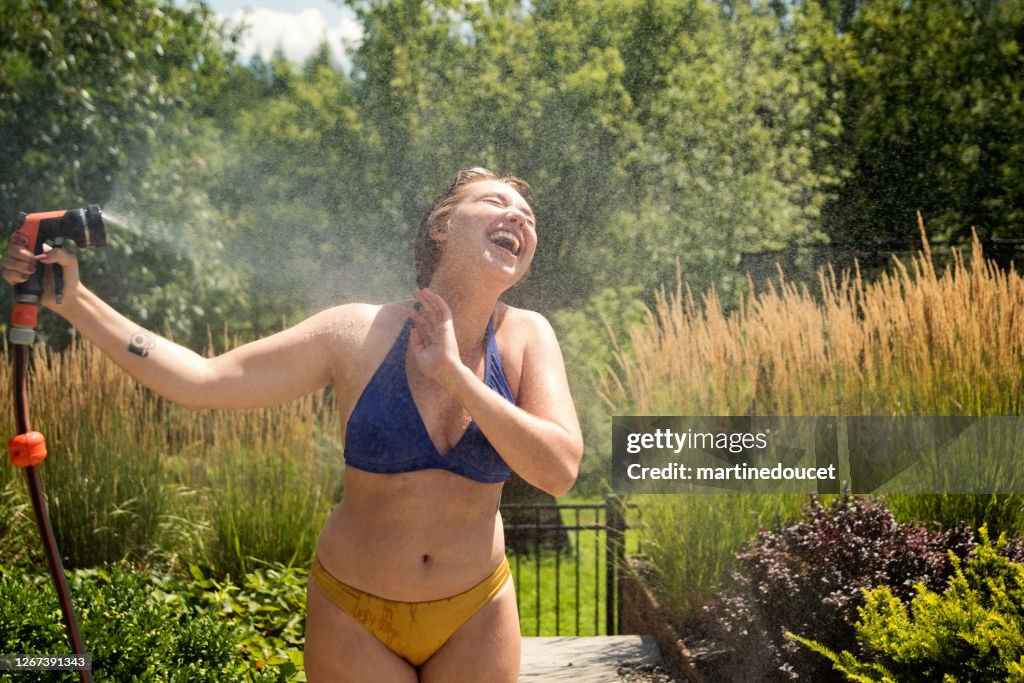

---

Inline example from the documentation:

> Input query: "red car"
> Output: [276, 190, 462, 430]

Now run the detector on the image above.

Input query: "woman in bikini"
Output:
[3, 167, 583, 682]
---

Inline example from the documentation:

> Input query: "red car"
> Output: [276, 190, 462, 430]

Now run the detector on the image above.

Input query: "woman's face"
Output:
[437, 180, 537, 286]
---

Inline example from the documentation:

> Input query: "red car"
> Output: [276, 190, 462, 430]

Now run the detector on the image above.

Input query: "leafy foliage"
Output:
[619, 0, 843, 299]
[184, 562, 309, 677]
[795, 528, 1024, 683]
[206, 0, 843, 317]
[2, 0, 1023, 335]
[821, 0, 1024, 245]
[0, 561, 284, 682]
[0, 0, 231, 211]
[0, 0, 247, 349]
[0, 339, 342, 576]
[705, 495, 980, 681]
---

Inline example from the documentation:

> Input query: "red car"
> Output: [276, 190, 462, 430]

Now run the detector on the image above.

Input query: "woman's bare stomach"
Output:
[314, 467, 507, 602]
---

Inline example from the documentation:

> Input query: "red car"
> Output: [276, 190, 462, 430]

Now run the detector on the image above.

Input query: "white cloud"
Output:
[225, 7, 362, 65]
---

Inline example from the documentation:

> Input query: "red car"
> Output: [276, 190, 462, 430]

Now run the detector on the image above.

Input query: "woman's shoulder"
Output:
[495, 303, 552, 331]
[304, 301, 413, 383]
[310, 300, 411, 343]
[492, 304, 567, 396]
[494, 303, 559, 350]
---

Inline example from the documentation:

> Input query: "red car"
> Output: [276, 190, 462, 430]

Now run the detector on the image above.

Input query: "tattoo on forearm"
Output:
[128, 329, 156, 357]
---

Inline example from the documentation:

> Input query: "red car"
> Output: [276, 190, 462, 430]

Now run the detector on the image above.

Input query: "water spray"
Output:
[7, 206, 105, 683]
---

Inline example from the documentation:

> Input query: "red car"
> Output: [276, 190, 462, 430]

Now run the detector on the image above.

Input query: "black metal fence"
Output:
[500, 495, 638, 636]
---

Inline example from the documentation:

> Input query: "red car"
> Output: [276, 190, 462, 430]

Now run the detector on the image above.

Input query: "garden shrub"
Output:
[705, 495, 977, 681]
[184, 562, 308, 672]
[0, 562, 285, 682]
[795, 528, 1024, 682]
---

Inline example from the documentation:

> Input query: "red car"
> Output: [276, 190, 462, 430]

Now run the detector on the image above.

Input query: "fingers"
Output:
[405, 306, 427, 327]
[405, 306, 432, 346]
[406, 287, 456, 348]
[3, 238, 35, 284]
[414, 287, 451, 319]
[2, 254, 37, 284]
[2, 241, 78, 288]
[408, 288, 454, 337]
[36, 246, 76, 267]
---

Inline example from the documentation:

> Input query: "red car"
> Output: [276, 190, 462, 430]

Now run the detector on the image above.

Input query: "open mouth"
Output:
[488, 229, 521, 256]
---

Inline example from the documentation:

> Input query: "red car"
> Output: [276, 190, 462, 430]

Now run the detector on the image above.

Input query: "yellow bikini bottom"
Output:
[312, 555, 511, 666]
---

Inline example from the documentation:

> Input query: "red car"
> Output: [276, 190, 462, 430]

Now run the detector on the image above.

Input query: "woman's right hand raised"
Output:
[2, 235, 81, 311]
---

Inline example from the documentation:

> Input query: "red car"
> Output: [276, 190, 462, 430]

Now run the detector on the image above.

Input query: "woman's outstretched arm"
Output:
[3, 244, 340, 410]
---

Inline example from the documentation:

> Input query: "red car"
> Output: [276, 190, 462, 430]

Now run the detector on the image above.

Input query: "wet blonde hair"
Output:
[414, 167, 532, 288]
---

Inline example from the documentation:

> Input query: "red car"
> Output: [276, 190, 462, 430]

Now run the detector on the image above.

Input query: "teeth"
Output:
[489, 230, 521, 256]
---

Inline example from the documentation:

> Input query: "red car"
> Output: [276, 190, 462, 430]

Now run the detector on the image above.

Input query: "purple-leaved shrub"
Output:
[704, 495, 979, 681]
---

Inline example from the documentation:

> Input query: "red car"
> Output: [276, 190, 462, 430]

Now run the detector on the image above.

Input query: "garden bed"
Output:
[619, 555, 709, 683]
[622, 494, 1024, 683]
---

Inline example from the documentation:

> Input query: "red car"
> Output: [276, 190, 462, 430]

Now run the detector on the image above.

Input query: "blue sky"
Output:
[204, 1, 362, 64]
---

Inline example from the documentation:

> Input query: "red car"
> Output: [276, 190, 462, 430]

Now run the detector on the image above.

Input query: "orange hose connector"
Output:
[8, 431, 46, 467]
[10, 302, 39, 329]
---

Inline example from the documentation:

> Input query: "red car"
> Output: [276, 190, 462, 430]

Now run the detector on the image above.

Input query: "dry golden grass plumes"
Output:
[0, 333, 341, 572]
[605, 220, 1024, 417]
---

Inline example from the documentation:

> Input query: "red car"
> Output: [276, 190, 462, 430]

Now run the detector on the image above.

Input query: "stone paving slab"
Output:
[519, 635, 665, 681]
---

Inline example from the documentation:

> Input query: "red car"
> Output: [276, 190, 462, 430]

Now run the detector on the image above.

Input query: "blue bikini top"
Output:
[343, 313, 515, 483]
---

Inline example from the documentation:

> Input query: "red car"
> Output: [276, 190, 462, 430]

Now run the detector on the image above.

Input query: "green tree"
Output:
[0, 0, 230, 213]
[219, 0, 647, 313]
[823, 0, 1024, 245]
[608, 1, 842, 299]
[343, 0, 643, 310]
[0, 1, 251, 348]
[207, 49, 390, 332]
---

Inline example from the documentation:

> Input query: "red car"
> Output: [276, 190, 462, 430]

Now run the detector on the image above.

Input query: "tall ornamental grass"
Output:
[0, 336, 343, 577]
[604, 227, 1024, 618]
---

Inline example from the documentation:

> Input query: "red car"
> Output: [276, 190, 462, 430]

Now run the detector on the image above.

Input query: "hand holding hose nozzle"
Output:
[4, 205, 104, 683]
[5, 205, 105, 345]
